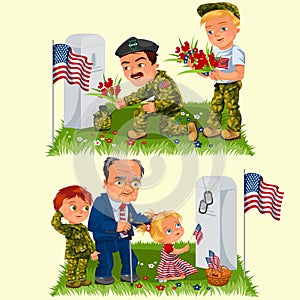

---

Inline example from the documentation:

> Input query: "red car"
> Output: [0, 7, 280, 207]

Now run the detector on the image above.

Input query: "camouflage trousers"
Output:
[133, 107, 187, 136]
[65, 258, 89, 281]
[93, 111, 111, 131]
[207, 81, 242, 132]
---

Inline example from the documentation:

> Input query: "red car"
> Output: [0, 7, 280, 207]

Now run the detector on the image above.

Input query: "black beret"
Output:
[115, 37, 159, 58]
[197, 2, 240, 19]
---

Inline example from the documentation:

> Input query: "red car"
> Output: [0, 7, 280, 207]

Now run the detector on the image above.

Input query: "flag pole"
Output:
[51, 40, 55, 147]
[243, 169, 246, 277]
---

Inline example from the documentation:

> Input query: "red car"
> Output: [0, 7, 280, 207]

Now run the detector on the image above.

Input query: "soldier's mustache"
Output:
[131, 72, 144, 79]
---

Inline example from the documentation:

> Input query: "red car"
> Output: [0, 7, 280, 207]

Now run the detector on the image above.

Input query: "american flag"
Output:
[52, 43, 93, 91]
[244, 173, 284, 221]
[193, 223, 203, 244]
[206, 250, 220, 271]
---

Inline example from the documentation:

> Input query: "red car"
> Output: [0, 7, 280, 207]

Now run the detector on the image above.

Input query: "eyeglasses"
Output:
[199, 191, 213, 214]
[113, 178, 141, 190]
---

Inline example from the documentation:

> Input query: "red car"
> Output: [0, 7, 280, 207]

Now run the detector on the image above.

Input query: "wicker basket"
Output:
[206, 266, 232, 286]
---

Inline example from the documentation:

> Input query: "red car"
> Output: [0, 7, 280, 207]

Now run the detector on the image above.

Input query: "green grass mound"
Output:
[50, 242, 258, 297]
[47, 102, 255, 157]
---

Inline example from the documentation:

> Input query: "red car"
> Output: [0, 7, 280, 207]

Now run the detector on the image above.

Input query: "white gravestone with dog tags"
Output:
[64, 34, 105, 129]
[196, 176, 237, 270]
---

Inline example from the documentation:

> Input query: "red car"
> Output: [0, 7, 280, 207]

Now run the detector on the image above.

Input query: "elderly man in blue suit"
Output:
[88, 157, 151, 285]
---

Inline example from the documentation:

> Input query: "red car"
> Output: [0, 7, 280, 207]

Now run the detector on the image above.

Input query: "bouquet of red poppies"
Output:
[166, 38, 220, 75]
[87, 75, 122, 112]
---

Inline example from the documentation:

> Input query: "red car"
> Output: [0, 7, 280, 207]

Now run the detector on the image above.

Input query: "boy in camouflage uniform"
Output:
[191, 2, 245, 140]
[114, 37, 198, 141]
[51, 185, 100, 288]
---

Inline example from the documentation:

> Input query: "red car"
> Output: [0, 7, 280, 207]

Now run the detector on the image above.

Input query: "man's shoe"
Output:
[221, 128, 241, 140]
[202, 127, 221, 138]
[120, 274, 140, 282]
[187, 122, 199, 142]
[127, 130, 147, 140]
[66, 280, 81, 288]
[80, 279, 92, 286]
[95, 277, 115, 285]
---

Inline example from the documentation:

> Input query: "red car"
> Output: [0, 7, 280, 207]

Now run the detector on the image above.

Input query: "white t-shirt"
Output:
[213, 45, 245, 84]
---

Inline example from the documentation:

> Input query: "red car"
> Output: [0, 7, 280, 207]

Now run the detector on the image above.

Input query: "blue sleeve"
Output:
[128, 205, 152, 227]
[88, 198, 118, 234]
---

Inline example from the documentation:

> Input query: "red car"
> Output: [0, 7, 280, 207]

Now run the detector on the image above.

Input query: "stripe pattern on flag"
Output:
[52, 43, 93, 91]
[244, 173, 284, 221]
[193, 223, 203, 244]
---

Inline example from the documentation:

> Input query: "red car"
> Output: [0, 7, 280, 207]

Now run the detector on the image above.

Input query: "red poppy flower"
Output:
[106, 138, 112, 143]
[181, 41, 190, 52]
[126, 139, 135, 146]
[175, 46, 181, 53]
[136, 283, 143, 288]
[113, 131, 118, 135]
[172, 286, 177, 290]
[101, 88, 108, 96]
[156, 284, 166, 291]
[104, 78, 113, 88]
[142, 275, 148, 280]
[98, 81, 104, 89]
[141, 141, 147, 145]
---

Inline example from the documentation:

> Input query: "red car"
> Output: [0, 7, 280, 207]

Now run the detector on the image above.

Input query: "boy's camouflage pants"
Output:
[66, 258, 89, 281]
[133, 108, 187, 136]
[207, 81, 242, 132]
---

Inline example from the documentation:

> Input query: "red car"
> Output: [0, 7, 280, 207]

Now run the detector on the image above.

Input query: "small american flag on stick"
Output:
[52, 43, 93, 91]
[192, 223, 203, 244]
[244, 173, 284, 221]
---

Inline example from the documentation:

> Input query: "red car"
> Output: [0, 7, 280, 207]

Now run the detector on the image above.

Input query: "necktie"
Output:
[119, 203, 128, 236]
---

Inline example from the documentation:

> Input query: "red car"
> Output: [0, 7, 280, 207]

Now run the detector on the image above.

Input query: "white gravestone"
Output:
[64, 34, 105, 129]
[195, 176, 237, 270]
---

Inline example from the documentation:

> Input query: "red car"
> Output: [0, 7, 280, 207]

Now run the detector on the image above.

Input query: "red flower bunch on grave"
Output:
[166, 38, 220, 76]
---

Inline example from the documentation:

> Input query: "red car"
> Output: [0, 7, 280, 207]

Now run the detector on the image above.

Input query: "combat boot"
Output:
[80, 278, 92, 286]
[66, 280, 81, 288]
[187, 122, 198, 141]
[203, 127, 221, 138]
[127, 130, 147, 140]
[221, 128, 241, 140]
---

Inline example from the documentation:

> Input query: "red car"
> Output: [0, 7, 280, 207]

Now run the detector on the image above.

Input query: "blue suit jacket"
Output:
[88, 193, 151, 242]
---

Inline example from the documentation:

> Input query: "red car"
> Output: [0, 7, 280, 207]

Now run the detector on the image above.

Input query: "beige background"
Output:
[1, 0, 299, 299]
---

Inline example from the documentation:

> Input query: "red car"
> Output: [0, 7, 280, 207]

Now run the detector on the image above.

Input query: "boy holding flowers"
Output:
[192, 2, 245, 140]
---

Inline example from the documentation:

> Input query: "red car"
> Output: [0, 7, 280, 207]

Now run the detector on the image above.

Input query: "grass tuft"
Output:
[50, 242, 258, 297]
[47, 102, 255, 157]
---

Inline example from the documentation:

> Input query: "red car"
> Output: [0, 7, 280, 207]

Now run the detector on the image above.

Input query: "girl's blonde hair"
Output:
[200, 9, 240, 27]
[137, 210, 182, 244]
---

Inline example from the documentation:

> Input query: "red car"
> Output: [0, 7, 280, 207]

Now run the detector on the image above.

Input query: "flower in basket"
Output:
[86, 74, 122, 113]
[165, 38, 220, 76]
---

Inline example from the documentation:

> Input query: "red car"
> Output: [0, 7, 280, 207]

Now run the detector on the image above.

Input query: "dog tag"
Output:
[204, 191, 213, 205]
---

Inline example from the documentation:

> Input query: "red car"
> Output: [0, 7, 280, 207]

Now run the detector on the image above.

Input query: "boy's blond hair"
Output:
[200, 9, 240, 27]
[137, 210, 182, 244]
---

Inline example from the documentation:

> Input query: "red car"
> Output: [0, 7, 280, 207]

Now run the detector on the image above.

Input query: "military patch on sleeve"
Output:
[159, 81, 170, 89]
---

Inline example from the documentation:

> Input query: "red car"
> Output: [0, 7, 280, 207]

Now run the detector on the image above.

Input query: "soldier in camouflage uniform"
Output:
[114, 37, 198, 141]
[191, 2, 245, 140]
[51, 185, 99, 288]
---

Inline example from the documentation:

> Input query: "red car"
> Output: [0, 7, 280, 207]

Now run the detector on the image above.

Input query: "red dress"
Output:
[156, 243, 198, 279]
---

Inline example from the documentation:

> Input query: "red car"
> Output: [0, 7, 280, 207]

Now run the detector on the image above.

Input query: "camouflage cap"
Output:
[115, 37, 159, 57]
[197, 2, 240, 19]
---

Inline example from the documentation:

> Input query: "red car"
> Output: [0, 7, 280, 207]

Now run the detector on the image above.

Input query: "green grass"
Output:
[50, 242, 258, 297]
[47, 102, 255, 157]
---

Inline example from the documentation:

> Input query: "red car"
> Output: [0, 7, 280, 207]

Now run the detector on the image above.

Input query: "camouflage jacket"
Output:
[51, 211, 96, 259]
[124, 70, 183, 115]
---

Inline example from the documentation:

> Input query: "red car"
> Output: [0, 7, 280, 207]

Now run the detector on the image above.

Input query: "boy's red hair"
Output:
[53, 185, 93, 211]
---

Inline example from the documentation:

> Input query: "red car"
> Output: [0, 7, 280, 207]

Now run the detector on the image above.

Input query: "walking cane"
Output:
[127, 229, 133, 286]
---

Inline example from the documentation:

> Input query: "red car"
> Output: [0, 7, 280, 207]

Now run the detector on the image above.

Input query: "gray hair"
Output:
[103, 157, 144, 180]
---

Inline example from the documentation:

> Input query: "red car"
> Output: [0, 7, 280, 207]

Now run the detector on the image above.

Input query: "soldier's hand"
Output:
[142, 102, 156, 113]
[115, 98, 126, 109]
[91, 250, 100, 261]
[117, 221, 131, 232]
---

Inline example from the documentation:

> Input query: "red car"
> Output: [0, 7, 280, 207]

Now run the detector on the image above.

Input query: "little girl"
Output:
[137, 210, 197, 282]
